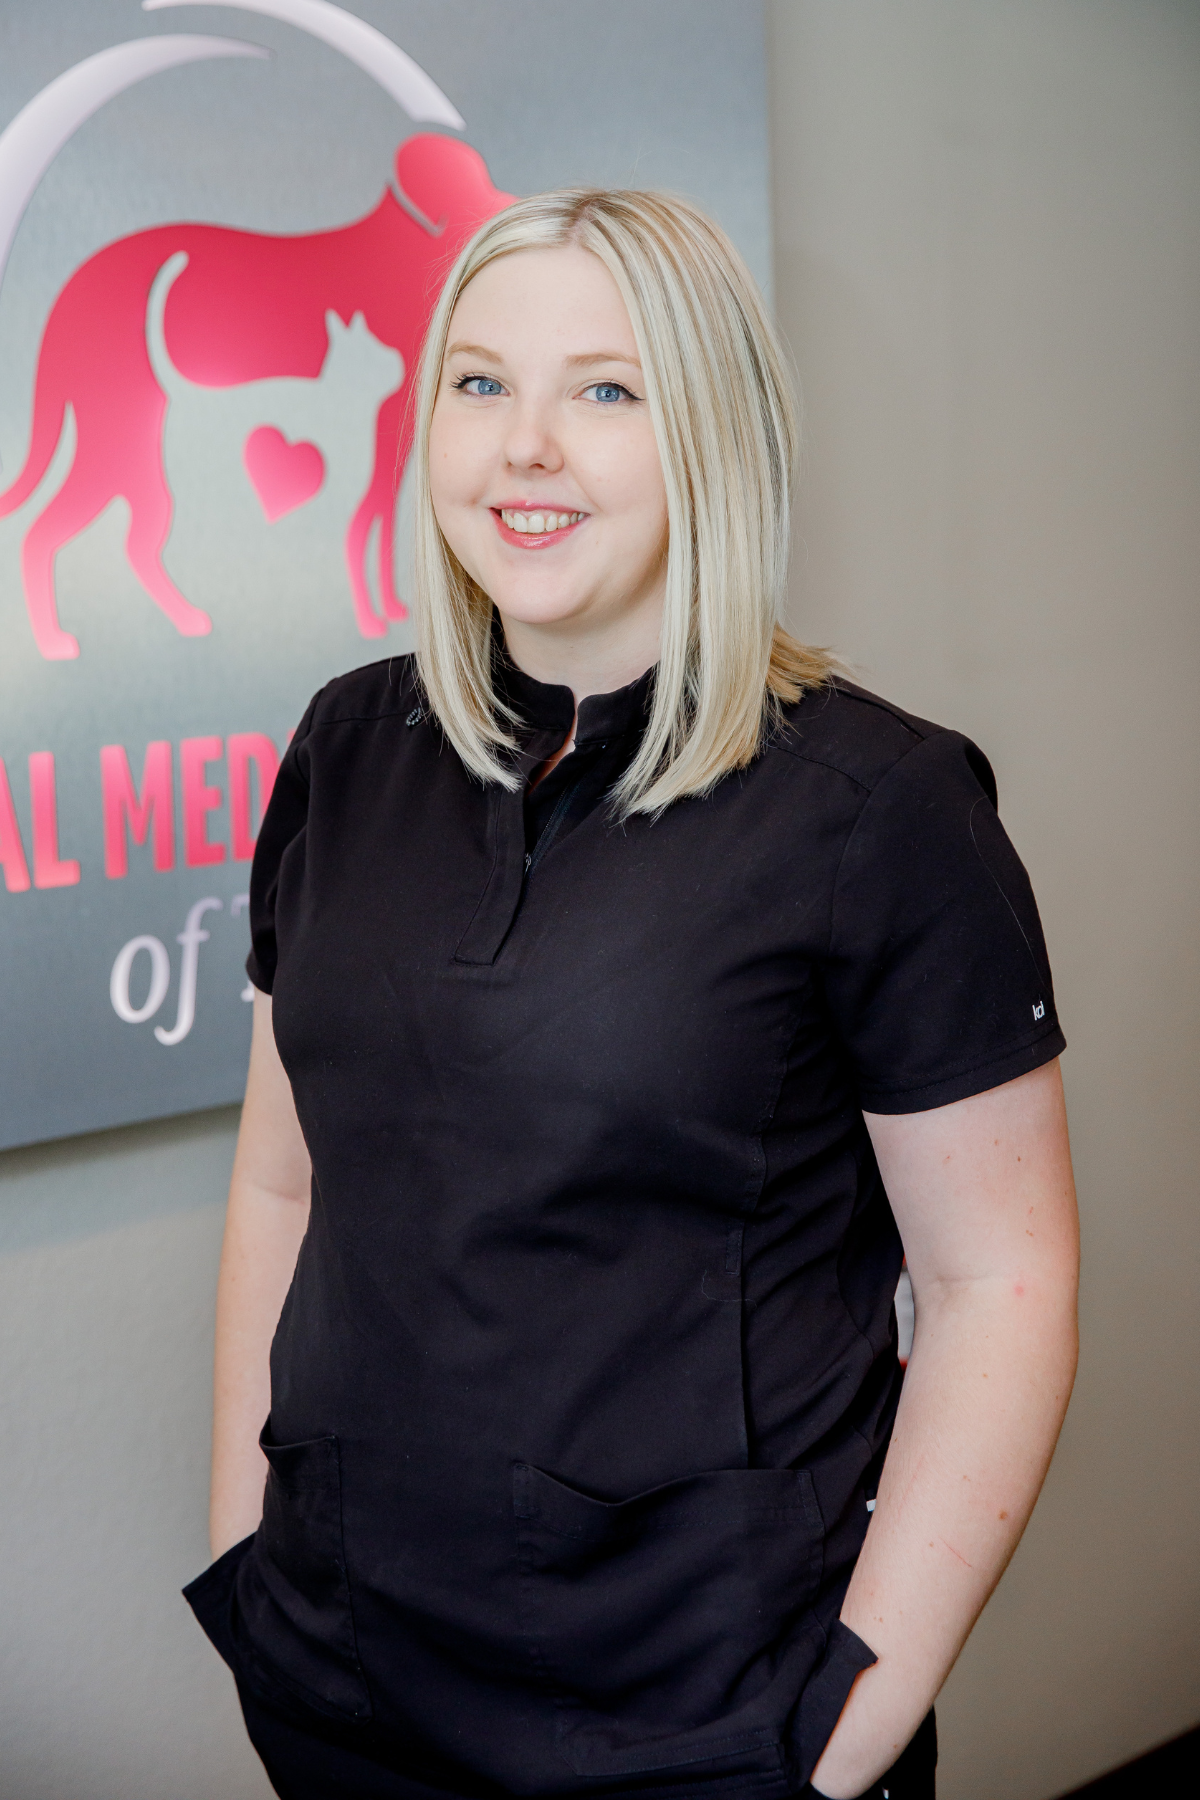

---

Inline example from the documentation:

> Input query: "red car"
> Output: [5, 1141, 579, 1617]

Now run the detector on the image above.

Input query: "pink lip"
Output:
[491, 508, 585, 549]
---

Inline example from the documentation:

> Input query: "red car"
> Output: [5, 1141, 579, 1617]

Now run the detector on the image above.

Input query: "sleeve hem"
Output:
[859, 1024, 1066, 1115]
[244, 951, 275, 996]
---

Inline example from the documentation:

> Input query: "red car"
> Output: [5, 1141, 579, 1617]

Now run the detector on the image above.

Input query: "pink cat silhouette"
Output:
[0, 134, 512, 659]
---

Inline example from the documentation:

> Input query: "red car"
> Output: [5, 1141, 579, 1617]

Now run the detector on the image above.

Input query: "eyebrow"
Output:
[444, 342, 641, 369]
[564, 349, 642, 369]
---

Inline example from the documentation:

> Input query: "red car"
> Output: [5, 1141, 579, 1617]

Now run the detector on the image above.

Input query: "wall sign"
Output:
[0, 0, 770, 1150]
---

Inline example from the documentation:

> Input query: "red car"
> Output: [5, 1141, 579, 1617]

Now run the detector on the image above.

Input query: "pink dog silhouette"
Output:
[0, 134, 511, 659]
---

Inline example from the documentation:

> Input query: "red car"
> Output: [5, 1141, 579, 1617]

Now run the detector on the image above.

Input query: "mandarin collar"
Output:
[494, 646, 655, 747]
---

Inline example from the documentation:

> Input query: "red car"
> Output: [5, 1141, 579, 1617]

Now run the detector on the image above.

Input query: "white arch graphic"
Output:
[0, 3, 465, 307]
[0, 36, 268, 305]
[143, 0, 465, 129]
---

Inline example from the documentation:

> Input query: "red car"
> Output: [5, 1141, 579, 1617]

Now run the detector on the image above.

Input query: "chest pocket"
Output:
[512, 1461, 824, 1778]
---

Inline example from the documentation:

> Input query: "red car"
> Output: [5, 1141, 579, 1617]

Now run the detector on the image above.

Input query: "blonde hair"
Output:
[411, 187, 831, 815]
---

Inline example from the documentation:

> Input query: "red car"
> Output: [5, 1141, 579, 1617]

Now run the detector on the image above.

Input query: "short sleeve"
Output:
[245, 691, 321, 995]
[824, 729, 1065, 1113]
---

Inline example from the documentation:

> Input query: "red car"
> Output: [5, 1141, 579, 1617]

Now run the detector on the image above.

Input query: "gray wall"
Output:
[767, 2, 1200, 1795]
[0, 1106, 269, 1799]
[2, 4, 1198, 1797]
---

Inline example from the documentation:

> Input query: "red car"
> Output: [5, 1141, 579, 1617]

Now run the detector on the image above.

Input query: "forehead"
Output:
[448, 245, 637, 357]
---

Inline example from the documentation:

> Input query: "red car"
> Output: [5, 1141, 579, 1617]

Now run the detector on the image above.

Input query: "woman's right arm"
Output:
[209, 987, 312, 1559]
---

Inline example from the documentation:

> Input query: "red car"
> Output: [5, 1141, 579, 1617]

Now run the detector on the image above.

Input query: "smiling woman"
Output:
[187, 184, 1078, 1800]
[412, 190, 832, 812]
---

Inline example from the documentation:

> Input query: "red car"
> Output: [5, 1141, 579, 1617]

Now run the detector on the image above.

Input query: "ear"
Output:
[393, 134, 514, 238]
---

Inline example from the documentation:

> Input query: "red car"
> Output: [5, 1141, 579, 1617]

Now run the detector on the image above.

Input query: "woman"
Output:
[185, 188, 1079, 1800]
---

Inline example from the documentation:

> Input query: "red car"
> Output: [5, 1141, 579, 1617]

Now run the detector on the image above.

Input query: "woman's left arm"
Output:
[810, 1059, 1079, 1799]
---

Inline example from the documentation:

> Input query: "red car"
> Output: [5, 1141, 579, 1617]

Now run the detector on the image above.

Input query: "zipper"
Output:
[525, 773, 586, 880]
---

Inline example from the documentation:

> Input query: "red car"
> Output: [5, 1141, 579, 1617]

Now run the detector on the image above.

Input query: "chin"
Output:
[493, 593, 589, 629]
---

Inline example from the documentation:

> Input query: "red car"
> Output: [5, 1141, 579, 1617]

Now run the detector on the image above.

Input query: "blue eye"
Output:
[588, 382, 627, 404]
[455, 374, 504, 397]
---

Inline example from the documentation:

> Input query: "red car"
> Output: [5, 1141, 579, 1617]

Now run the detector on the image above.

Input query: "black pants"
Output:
[237, 1680, 937, 1800]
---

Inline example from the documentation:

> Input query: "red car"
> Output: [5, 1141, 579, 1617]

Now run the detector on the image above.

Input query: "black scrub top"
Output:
[187, 651, 1064, 1798]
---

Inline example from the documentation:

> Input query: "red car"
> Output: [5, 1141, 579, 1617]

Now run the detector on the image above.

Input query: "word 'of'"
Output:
[110, 895, 253, 1047]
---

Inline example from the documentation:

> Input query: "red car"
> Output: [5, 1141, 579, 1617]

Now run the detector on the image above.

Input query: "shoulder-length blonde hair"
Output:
[410, 186, 831, 816]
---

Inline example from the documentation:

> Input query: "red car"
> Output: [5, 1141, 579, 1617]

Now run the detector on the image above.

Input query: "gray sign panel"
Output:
[0, 0, 770, 1150]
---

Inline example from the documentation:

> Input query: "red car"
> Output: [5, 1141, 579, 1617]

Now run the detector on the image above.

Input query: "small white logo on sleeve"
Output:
[1032, 1001, 1045, 1020]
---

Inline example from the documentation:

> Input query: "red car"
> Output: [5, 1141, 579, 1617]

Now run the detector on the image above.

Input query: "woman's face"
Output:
[428, 245, 668, 655]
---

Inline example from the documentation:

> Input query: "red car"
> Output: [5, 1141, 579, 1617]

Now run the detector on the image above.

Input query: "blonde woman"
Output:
[185, 191, 1079, 1800]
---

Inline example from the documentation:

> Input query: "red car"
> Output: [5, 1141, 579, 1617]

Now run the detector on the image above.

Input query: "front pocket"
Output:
[183, 1531, 256, 1671]
[513, 1462, 824, 1777]
[236, 1428, 372, 1722]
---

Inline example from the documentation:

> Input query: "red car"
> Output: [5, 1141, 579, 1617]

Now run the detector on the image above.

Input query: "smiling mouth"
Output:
[493, 507, 586, 546]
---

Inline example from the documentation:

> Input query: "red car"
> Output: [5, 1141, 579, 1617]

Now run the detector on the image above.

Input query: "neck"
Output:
[496, 605, 660, 707]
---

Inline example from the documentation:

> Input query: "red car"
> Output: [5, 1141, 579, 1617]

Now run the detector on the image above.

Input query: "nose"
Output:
[501, 393, 564, 477]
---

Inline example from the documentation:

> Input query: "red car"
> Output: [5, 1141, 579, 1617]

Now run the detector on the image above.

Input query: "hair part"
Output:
[410, 187, 833, 816]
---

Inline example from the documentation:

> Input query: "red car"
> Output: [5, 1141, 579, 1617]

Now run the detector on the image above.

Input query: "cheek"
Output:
[428, 408, 487, 514]
[589, 427, 667, 535]
[426, 411, 453, 515]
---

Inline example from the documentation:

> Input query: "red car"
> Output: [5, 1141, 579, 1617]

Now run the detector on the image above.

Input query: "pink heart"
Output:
[243, 426, 325, 522]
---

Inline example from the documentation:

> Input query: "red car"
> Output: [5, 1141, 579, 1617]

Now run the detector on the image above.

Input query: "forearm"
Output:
[210, 1176, 310, 1558]
[810, 1277, 1077, 1797]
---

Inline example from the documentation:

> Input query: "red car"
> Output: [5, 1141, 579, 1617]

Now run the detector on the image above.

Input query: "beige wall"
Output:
[766, 2, 1200, 1795]
[1, 7, 1197, 1798]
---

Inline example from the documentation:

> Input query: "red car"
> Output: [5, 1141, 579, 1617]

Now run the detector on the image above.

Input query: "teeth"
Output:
[500, 509, 584, 533]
